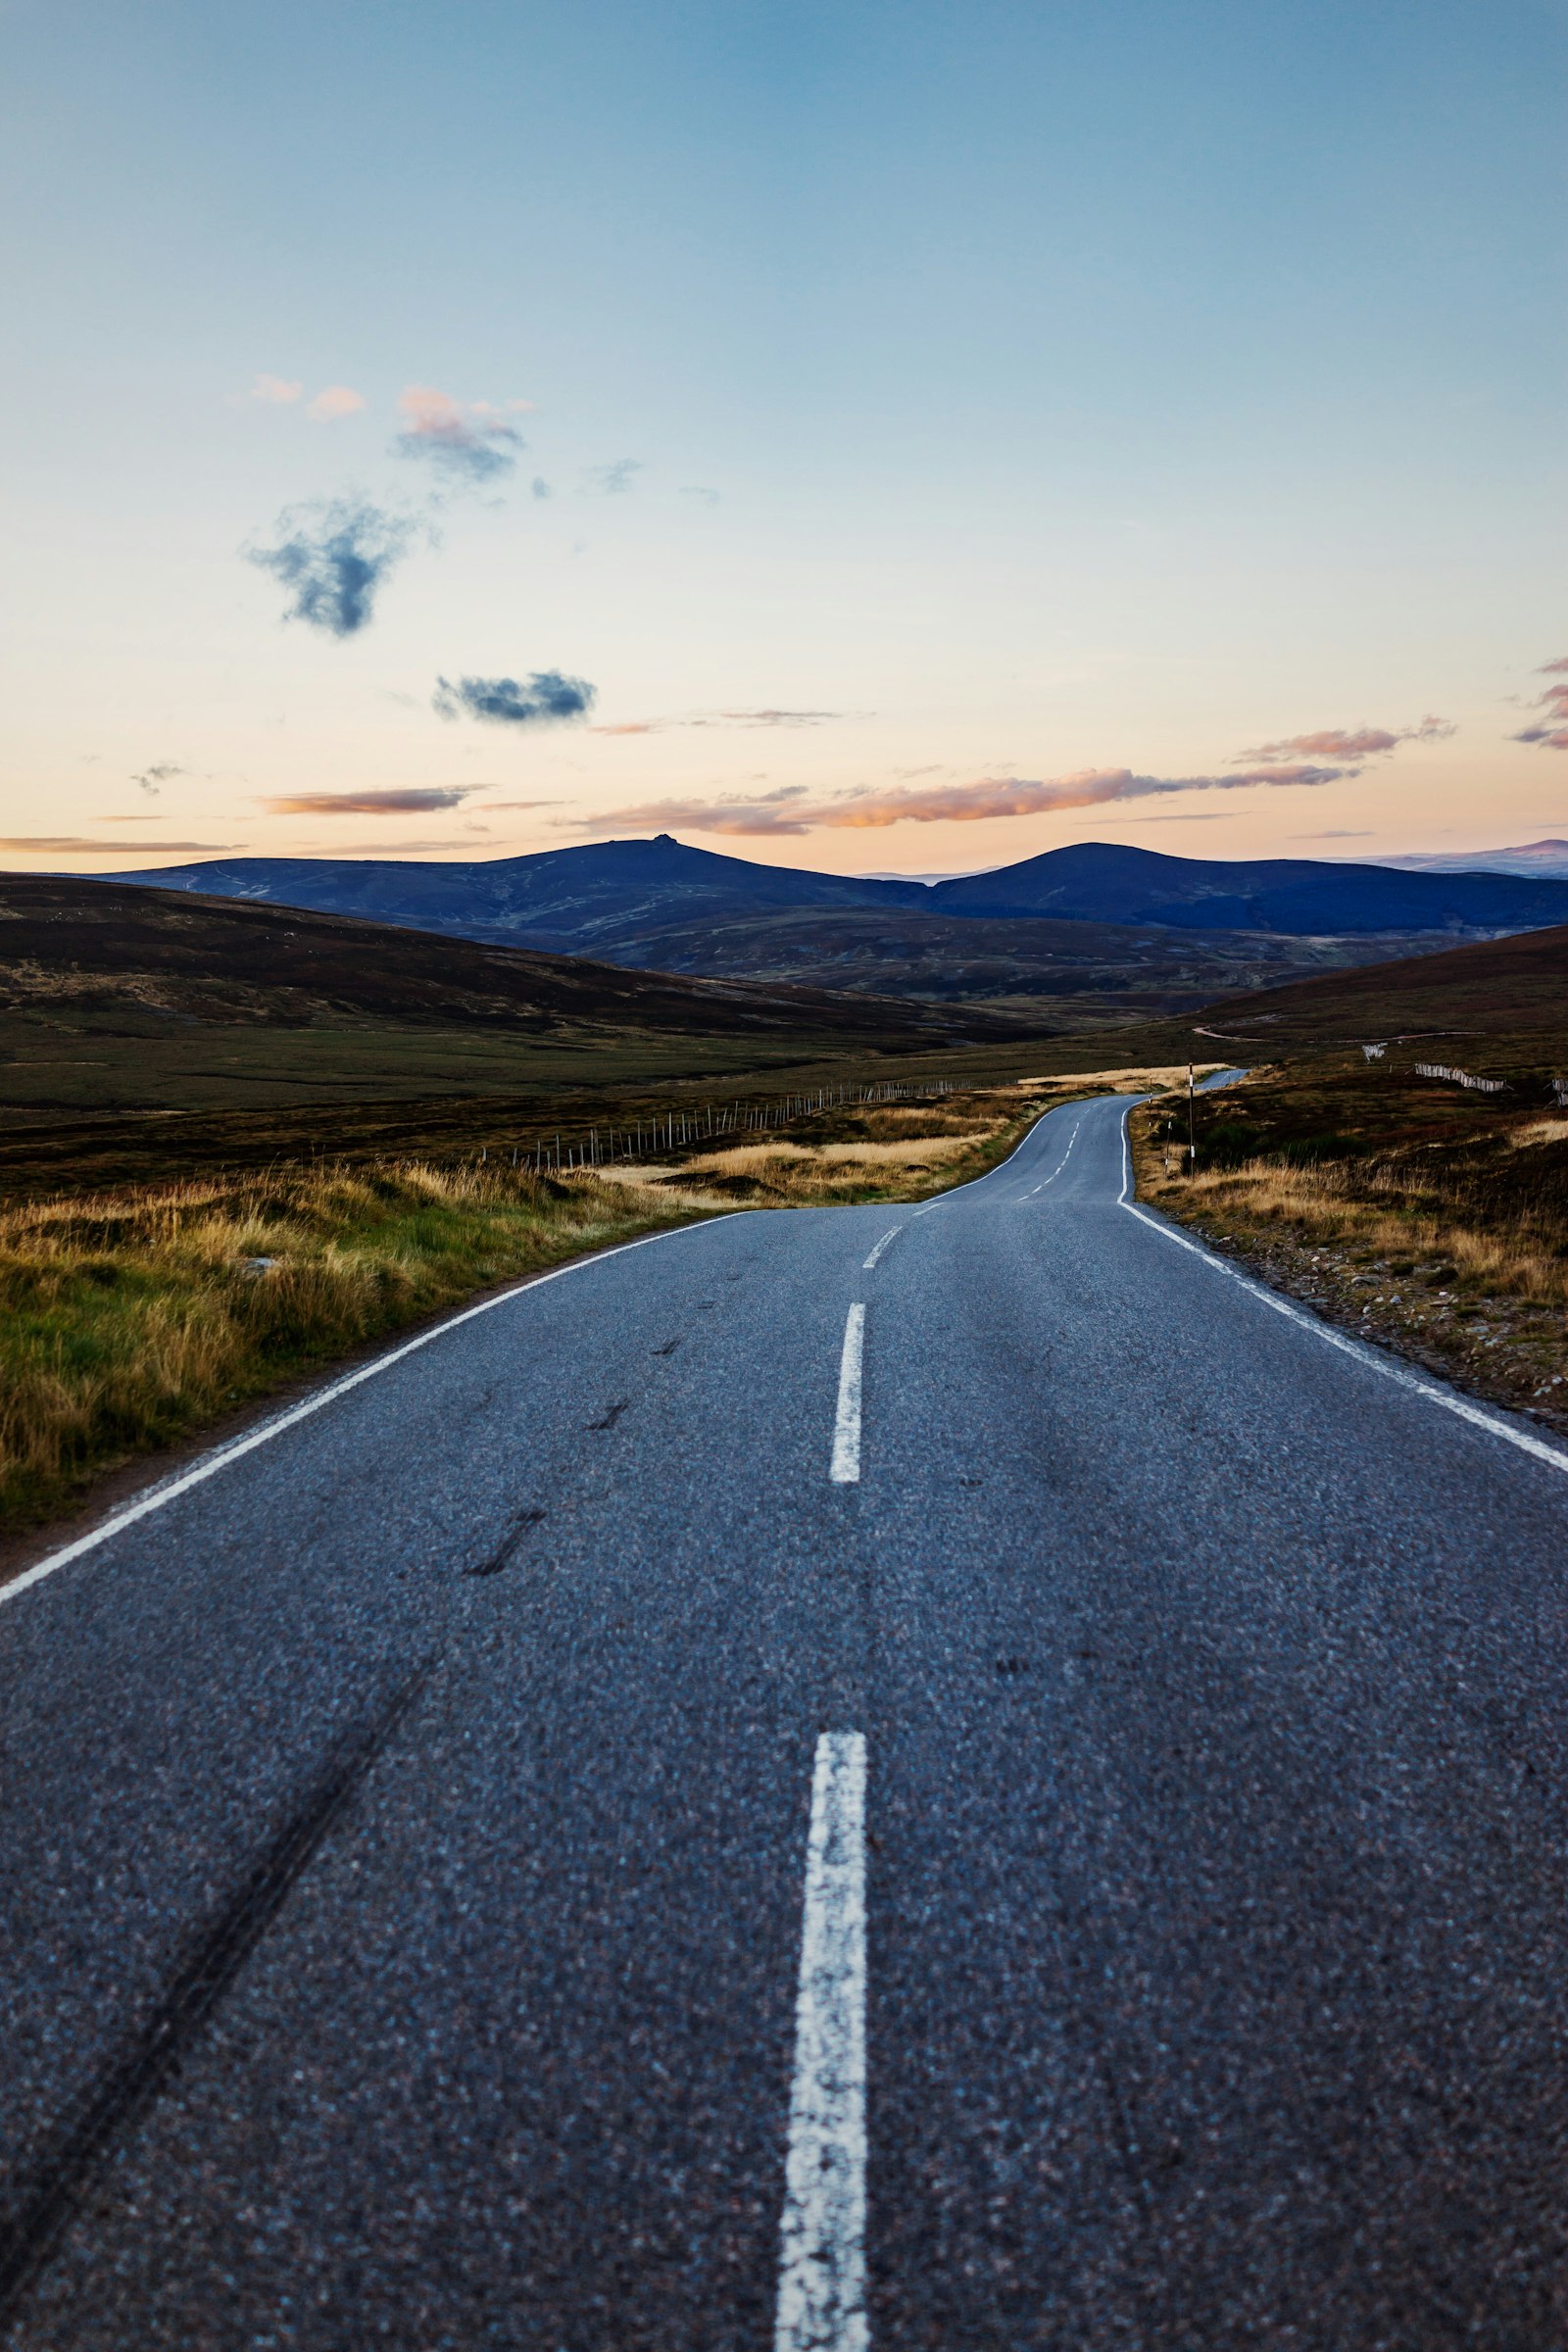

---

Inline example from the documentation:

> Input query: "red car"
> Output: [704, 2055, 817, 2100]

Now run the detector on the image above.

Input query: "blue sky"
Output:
[3, 0, 1564, 874]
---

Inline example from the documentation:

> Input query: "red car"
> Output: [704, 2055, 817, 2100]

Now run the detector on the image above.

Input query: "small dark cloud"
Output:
[432, 671, 597, 726]
[130, 761, 187, 796]
[531, 476, 553, 500]
[473, 798, 562, 809]
[583, 460, 642, 495]
[247, 498, 413, 636]
[394, 386, 522, 484]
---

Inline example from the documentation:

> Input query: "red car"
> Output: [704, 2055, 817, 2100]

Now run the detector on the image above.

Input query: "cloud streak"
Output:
[433, 671, 596, 725]
[576, 762, 1350, 838]
[0, 838, 237, 854]
[582, 460, 642, 494]
[247, 498, 414, 636]
[1236, 716, 1453, 761]
[1515, 659, 1568, 751]
[590, 708, 842, 736]
[257, 787, 479, 816]
[393, 385, 523, 483]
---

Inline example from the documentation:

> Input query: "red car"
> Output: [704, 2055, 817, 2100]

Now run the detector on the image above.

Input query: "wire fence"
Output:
[1413, 1062, 1507, 1095]
[495, 1077, 958, 1174]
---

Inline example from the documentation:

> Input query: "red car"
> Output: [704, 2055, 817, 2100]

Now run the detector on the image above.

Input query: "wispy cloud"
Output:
[257, 787, 477, 816]
[582, 459, 642, 494]
[576, 762, 1350, 839]
[681, 485, 720, 506]
[129, 761, 187, 796]
[472, 798, 561, 810]
[433, 671, 596, 725]
[531, 476, 553, 500]
[1236, 716, 1453, 761]
[1514, 659, 1568, 751]
[246, 497, 415, 636]
[263, 836, 497, 856]
[0, 837, 237, 854]
[307, 384, 367, 421]
[590, 708, 841, 736]
[249, 373, 302, 404]
[393, 385, 524, 483]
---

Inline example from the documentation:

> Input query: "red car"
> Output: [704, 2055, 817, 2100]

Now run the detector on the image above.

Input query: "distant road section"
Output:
[4, 1092, 1568, 2347]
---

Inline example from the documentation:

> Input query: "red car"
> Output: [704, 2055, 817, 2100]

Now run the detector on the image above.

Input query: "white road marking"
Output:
[774, 1732, 868, 2352]
[1, 1216, 743, 1612]
[1116, 1105, 1568, 1482]
[4, 1098, 1086, 1613]
[830, 1305, 865, 1484]
[861, 1227, 902, 1272]
[1019, 1120, 1082, 1200]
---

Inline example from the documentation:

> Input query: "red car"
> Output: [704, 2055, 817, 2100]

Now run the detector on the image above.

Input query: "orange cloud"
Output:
[307, 384, 367, 420]
[257, 787, 474, 816]
[249, 373, 302, 403]
[1515, 661, 1568, 749]
[0, 837, 237, 853]
[1237, 716, 1452, 761]
[576, 762, 1350, 838]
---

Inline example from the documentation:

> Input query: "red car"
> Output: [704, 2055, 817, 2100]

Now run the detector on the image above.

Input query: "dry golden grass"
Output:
[1130, 1099, 1568, 1426]
[0, 1087, 1040, 1537]
[0, 1159, 699, 1536]
[1022, 1062, 1227, 1095]
[1151, 1153, 1568, 1309]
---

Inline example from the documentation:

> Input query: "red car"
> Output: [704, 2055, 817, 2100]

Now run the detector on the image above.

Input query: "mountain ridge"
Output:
[95, 834, 1568, 951]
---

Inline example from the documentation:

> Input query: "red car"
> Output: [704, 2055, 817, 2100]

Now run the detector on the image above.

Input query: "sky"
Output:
[2, 0, 1564, 879]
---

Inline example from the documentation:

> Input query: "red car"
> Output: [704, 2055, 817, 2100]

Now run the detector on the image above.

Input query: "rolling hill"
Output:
[926, 841, 1568, 934]
[1182, 918, 1568, 1061]
[106, 838, 1568, 1003]
[0, 874, 1050, 1113]
[572, 903, 1443, 1017]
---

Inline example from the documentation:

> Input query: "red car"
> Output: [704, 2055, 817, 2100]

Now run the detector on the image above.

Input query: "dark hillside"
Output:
[105, 833, 925, 950]
[1182, 919, 1568, 1058]
[0, 872, 1029, 1045]
[929, 841, 1568, 936]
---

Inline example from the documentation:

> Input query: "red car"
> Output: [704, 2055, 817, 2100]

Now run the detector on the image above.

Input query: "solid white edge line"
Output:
[1, 1214, 743, 1612]
[774, 1730, 868, 2352]
[4, 1093, 1088, 1613]
[1116, 1103, 1568, 1481]
[830, 1304, 865, 1485]
[861, 1226, 902, 1272]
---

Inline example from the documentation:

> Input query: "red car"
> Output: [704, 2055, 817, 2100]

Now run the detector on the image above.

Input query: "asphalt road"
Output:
[5, 1087, 1568, 2349]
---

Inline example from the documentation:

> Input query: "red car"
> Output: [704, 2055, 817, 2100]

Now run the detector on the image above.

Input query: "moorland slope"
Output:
[0, 873, 1047, 1112]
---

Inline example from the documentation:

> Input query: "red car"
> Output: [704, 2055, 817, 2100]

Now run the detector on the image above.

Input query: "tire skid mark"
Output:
[0, 1659, 435, 2328]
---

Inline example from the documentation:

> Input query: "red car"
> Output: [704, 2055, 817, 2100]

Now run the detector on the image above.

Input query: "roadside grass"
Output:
[0, 1082, 1062, 1540]
[1130, 1059, 1568, 1432]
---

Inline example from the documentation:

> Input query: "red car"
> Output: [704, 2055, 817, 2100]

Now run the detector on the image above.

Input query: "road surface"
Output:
[4, 1088, 1568, 2349]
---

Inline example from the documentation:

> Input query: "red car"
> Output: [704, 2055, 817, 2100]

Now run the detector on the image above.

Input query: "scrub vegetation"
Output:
[0, 1079, 1088, 1543]
[1131, 1054, 1568, 1437]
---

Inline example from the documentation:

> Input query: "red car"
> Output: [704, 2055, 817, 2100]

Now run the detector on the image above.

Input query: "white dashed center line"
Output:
[774, 1732, 869, 2352]
[829, 1305, 864, 1485]
[861, 1226, 902, 1272]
